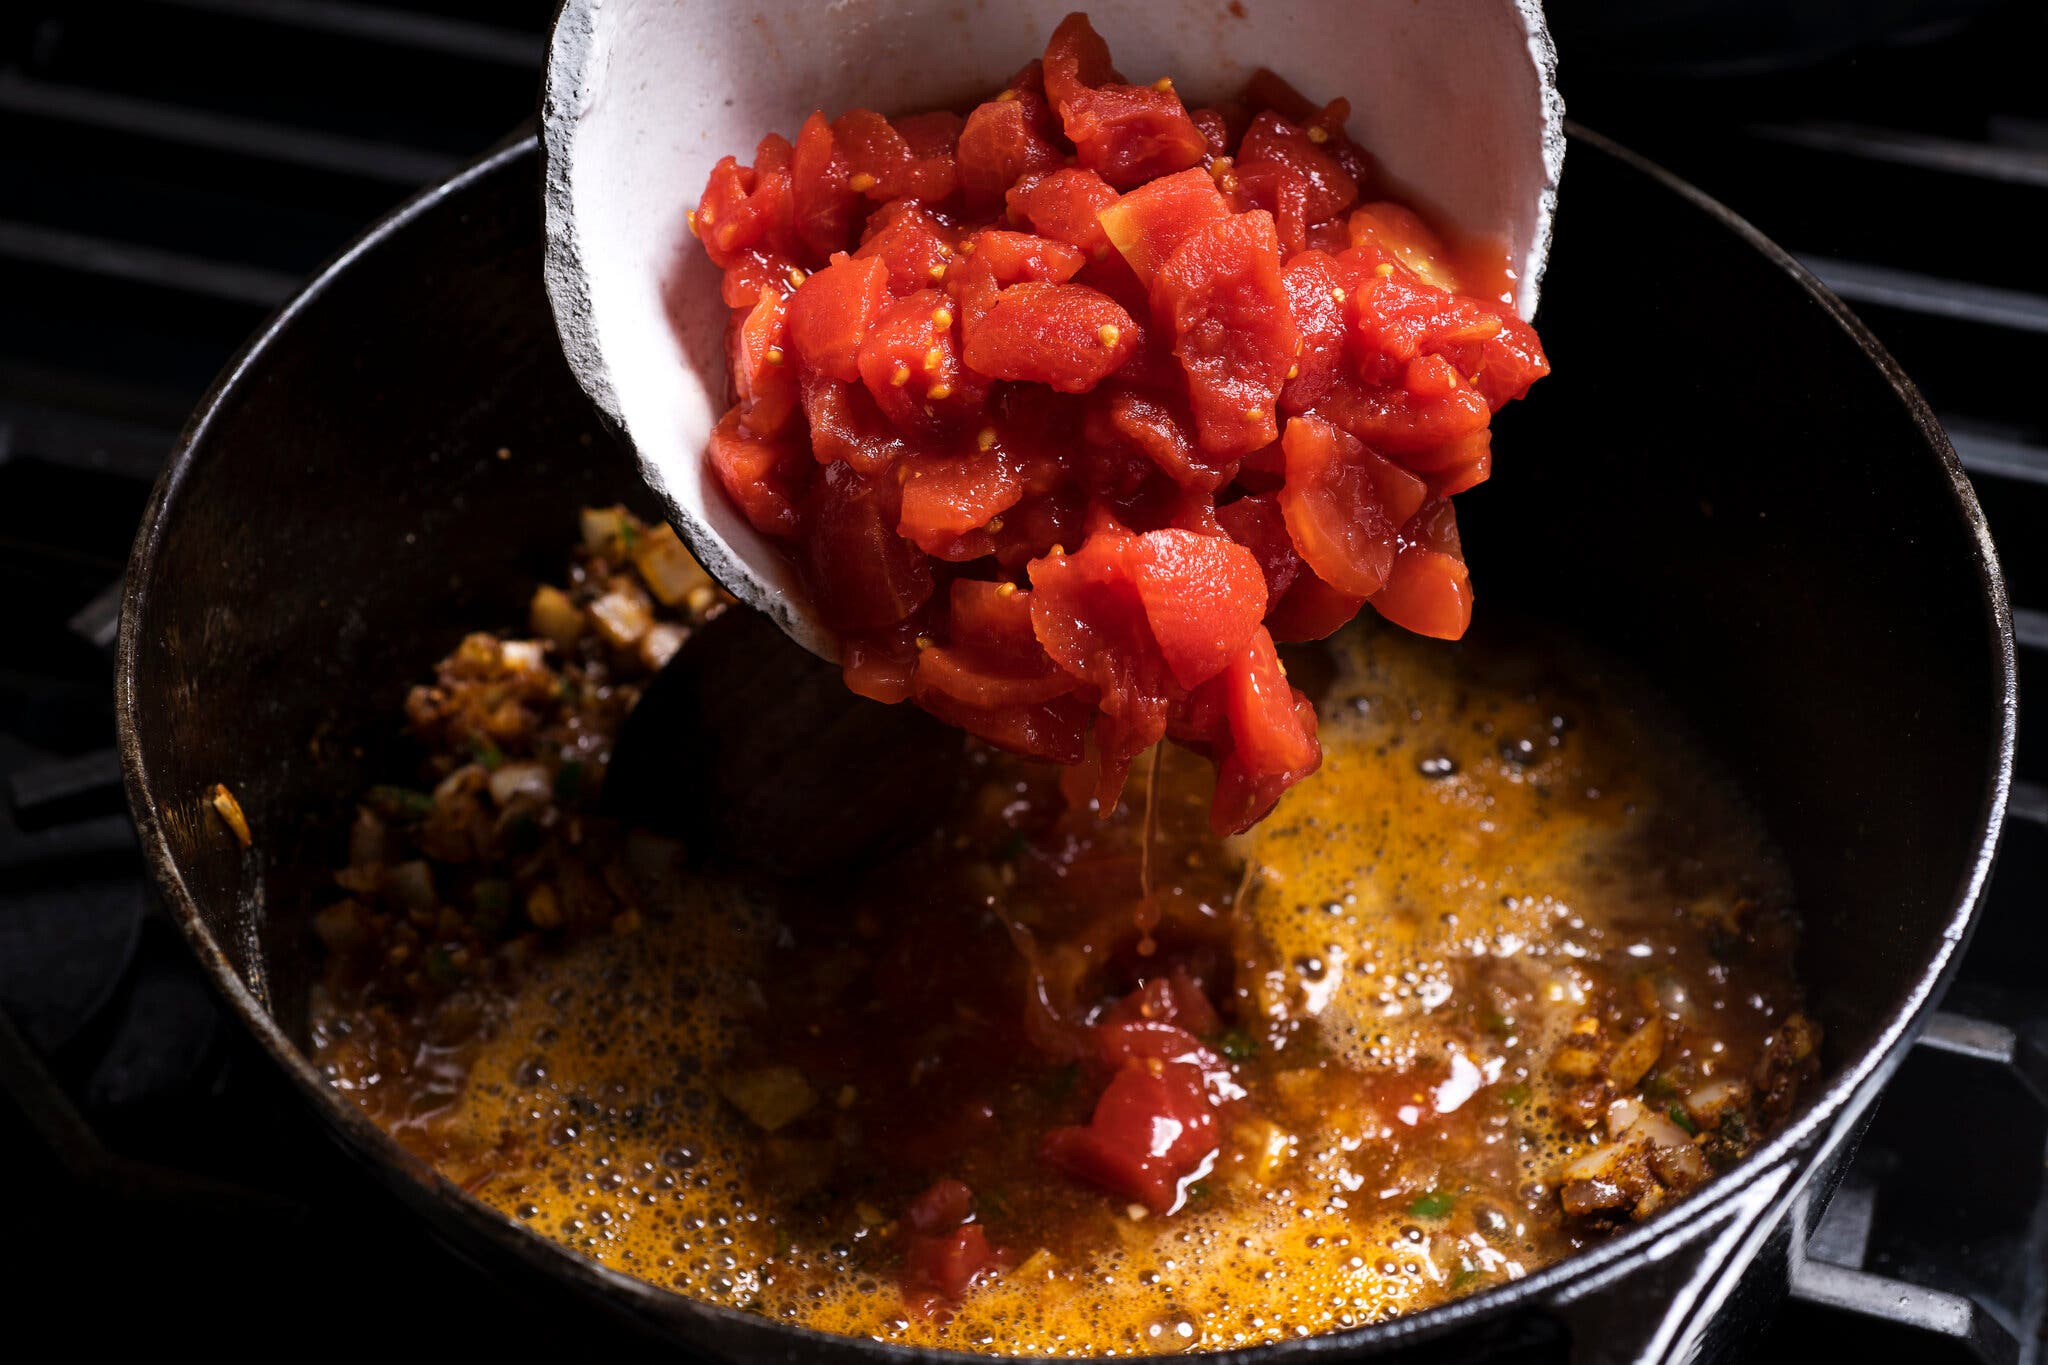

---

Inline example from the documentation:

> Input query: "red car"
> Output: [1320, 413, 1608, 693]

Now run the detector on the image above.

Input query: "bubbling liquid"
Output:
[312, 623, 1807, 1355]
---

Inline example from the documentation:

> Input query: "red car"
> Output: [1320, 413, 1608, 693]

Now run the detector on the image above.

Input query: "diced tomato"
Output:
[1061, 84, 1209, 190]
[841, 616, 924, 703]
[1153, 211, 1298, 459]
[1089, 388, 1235, 493]
[855, 203, 954, 297]
[787, 253, 889, 382]
[728, 285, 799, 437]
[693, 135, 796, 269]
[901, 1179, 1008, 1309]
[1039, 1019, 1227, 1214]
[1369, 496, 1473, 639]
[958, 91, 1064, 215]
[1041, 11, 1120, 109]
[1214, 493, 1301, 603]
[962, 283, 1135, 393]
[832, 109, 958, 204]
[803, 461, 934, 631]
[1276, 414, 1424, 597]
[1128, 529, 1267, 690]
[705, 406, 808, 537]
[1264, 568, 1365, 643]
[897, 447, 1023, 556]
[791, 111, 861, 261]
[1346, 201, 1459, 292]
[1238, 111, 1358, 225]
[1008, 168, 1120, 255]
[801, 371, 908, 478]
[691, 19, 1550, 843]
[1102, 973, 1223, 1036]
[857, 287, 985, 431]
[1097, 168, 1231, 287]
[1279, 249, 1345, 413]
[1311, 367, 1490, 458]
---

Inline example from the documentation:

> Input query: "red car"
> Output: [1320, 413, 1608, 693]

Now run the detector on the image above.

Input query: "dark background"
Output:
[2, 0, 2045, 1357]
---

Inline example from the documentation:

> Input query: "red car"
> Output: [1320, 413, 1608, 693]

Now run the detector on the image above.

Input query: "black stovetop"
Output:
[3, 1, 2044, 1357]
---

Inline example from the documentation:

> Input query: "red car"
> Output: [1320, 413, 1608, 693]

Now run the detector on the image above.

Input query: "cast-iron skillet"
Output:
[116, 131, 2013, 1363]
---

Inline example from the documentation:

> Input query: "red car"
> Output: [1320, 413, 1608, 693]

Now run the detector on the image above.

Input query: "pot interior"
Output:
[121, 133, 2006, 1346]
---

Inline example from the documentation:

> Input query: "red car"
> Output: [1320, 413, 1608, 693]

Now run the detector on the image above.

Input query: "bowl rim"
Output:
[116, 128, 2017, 1361]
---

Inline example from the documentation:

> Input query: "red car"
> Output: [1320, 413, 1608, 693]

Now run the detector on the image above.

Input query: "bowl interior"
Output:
[545, 0, 1560, 656]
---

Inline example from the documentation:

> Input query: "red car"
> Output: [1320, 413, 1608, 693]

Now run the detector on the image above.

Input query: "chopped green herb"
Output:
[977, 1187, 1012, 1221]
[1408, 1190, 1456, 1219]
[995, 830, 1031, 862]
[773, 1228, 792, 1259]
[1640, 1071, 1678, 1100]
[1450, 1258, 1484, 1291]
[467, 733, 505, 770]
[1483, 1011, 1516, 1038]
[1185, 1182, 1211, 1203]
[1211, 1028, 1260, 1062]
[366, 785, 436, 820]
[553, 758, 587, 803]
[1045, 1062, 1081, 1103]
[1499, 1082, 1530, 1107]
[1668, 1105, 1699, 1136]
[1719, 1111, 1748, 1144]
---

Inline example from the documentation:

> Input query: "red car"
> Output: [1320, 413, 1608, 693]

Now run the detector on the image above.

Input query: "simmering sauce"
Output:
[311, 512, 1812, 1355]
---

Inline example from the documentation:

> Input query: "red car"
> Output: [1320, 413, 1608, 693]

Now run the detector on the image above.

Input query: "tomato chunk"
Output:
[1153, 211, 1298, 459]
[1097, 168, 1231, 287]
[1277, 414, 1424, 597]
[803, 461, 933, 632]
[690, 17, 1550, 845]
[787, 253, 888, 382]
[1370, 496, 1473, 639]
[962, 282, 1135, 393]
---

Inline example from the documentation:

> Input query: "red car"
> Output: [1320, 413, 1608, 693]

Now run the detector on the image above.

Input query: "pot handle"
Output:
[1543, 1158, 1797, 1365]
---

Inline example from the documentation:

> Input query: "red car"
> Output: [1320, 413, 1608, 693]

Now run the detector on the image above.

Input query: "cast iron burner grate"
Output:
[1, 1, 2043, 1357]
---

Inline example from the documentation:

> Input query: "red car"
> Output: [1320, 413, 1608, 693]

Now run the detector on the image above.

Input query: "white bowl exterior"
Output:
[545, 0, 1562, 658]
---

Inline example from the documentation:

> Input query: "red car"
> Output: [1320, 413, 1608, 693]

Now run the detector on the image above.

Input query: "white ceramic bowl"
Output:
[542, 0, 1563, 659]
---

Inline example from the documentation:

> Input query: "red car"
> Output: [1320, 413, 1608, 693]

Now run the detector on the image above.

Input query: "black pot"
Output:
[115, 132, 2013, 1363]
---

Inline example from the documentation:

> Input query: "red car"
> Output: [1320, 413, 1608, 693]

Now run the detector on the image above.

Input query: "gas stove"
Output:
[3, 2, 2043, 1357]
